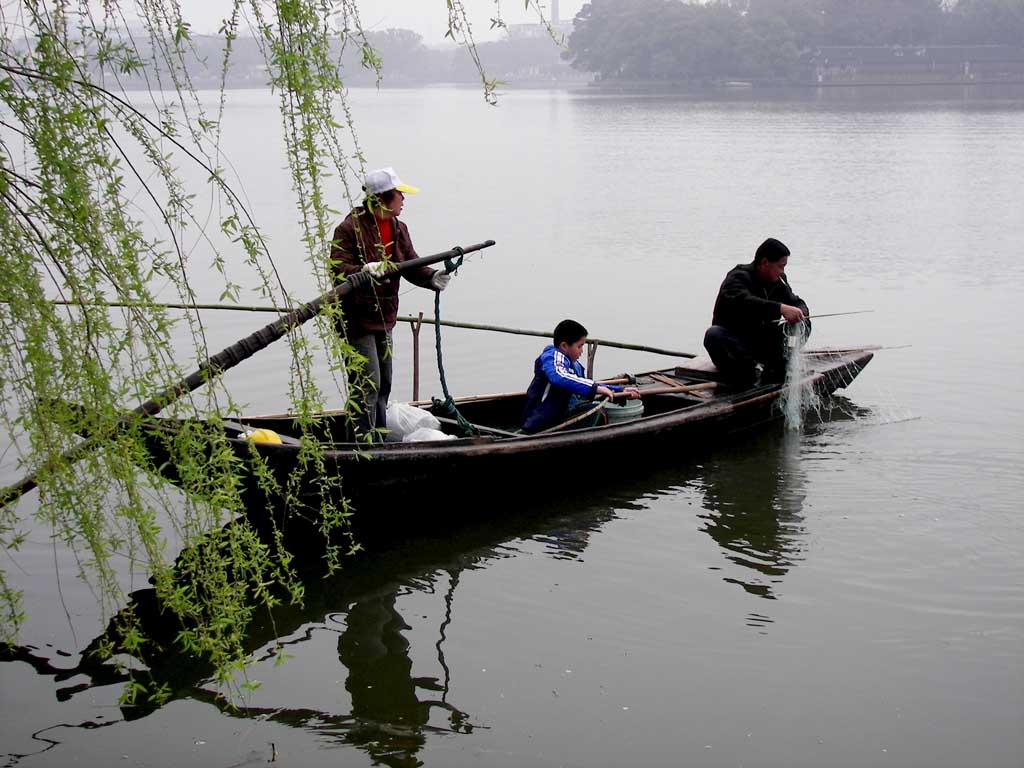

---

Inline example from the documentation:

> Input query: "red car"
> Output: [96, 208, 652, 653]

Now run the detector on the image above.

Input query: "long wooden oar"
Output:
[0, 240, 496, 508]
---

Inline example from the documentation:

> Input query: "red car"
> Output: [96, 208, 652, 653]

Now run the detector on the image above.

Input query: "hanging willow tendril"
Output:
[0, 0, 545, 704]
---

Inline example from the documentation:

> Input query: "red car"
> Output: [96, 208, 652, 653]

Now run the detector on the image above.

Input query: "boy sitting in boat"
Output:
[521, 319, 641, 434]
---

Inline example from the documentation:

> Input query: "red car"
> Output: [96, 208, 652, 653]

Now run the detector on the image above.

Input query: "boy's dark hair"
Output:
[553, 319, 588, 347]
[754, 237, 790, 264]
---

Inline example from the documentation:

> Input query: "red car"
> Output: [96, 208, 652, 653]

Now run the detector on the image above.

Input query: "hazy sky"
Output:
[174, 1, 587, 43]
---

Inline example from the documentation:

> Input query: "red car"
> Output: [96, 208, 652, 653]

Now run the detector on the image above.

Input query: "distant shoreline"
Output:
[581, 79, 1024, 100]
[585, 78, 1024, 90]
[120, 79, 1024, 102]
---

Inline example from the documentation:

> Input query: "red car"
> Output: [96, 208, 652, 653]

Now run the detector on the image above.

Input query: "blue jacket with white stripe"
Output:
[520, 345, 620, 434]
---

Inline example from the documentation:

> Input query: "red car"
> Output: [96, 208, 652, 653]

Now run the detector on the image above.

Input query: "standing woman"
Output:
[329, 167, 452, 441]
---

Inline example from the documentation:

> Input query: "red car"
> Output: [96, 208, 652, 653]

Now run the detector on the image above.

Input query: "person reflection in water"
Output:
[697, 434, 807, 605]
[338, 589, 471, 767]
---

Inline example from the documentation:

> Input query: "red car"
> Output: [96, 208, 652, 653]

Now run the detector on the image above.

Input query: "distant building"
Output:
[505, 20, 573, 40]
[505, 0, 573, 40]
[802, 45, 1024, 84]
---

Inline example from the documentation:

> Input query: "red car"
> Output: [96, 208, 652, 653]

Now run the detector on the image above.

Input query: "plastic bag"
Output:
[404, 427, 456, 442]
[386, 402, 440, 442]
[242, 428, 283, 444]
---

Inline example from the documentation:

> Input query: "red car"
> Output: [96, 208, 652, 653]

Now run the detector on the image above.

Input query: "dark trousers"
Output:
[348, 330, 393, 440]
[704, 325, 788, 386]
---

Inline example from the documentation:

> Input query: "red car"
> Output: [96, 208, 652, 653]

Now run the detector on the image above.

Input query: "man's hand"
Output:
[617, 386, 642, 400]
[595, 385, 615, 400]
[780, 304, 806, 324]
[362, 261, 389, 277]
[431, 271, 451, 291]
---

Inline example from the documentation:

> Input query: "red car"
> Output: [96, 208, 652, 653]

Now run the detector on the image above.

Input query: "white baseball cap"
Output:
[363, 167, 419, 195]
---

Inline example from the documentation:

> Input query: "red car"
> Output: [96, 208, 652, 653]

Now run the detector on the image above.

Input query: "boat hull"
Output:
[111, 349, 873, 548]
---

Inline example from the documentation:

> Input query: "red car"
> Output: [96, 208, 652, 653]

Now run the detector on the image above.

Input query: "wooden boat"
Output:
[6, 242, 875, 552]
[84, 347, 873, 546]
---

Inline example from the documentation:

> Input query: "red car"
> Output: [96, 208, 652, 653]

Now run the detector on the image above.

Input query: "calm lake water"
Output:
[2, 85, 1023, 767]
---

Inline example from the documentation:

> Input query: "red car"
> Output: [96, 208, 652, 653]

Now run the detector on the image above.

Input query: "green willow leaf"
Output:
[1, 0, 512, 703]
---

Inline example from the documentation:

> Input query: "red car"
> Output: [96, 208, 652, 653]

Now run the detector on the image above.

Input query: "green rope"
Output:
[430, 249, 476, 436]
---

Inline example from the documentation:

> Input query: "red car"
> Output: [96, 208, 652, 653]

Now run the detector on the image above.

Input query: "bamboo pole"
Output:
[405, 318, 696, 359]
[47, 300, 698, 360]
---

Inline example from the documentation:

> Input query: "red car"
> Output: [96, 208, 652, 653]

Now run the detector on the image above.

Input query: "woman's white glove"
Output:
[361, 261, 389, 277]
[430, 271, 452, 291]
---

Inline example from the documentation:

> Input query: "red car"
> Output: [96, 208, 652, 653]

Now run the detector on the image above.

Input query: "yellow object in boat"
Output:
[243, 428, 283, 444]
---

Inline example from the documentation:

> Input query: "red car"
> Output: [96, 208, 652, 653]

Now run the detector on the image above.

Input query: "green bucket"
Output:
[603, 399, 645, 423]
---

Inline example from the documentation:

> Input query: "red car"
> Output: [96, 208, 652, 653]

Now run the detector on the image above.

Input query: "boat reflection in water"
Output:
[1, 399, 875, 765]
[1, 489, 623, 767]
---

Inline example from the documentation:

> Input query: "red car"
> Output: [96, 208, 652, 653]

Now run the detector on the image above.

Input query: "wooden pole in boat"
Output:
[394, 317, 697, 360]
[402, 377, 684, 408]
[535, 382, 717, 435]
[638, 382, 717, 396]
[405, 379, 629, 408]
[411, 311, 424, 402]
[0, 240, 497, 508]
[536, 397, 611, 435]
[47, 301, 701, 361]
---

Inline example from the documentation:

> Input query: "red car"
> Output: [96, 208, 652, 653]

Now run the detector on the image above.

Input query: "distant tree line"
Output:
[110, 27, 578, 88]
[351, 28, 581, 85]
[564, 0, 1024, 82]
